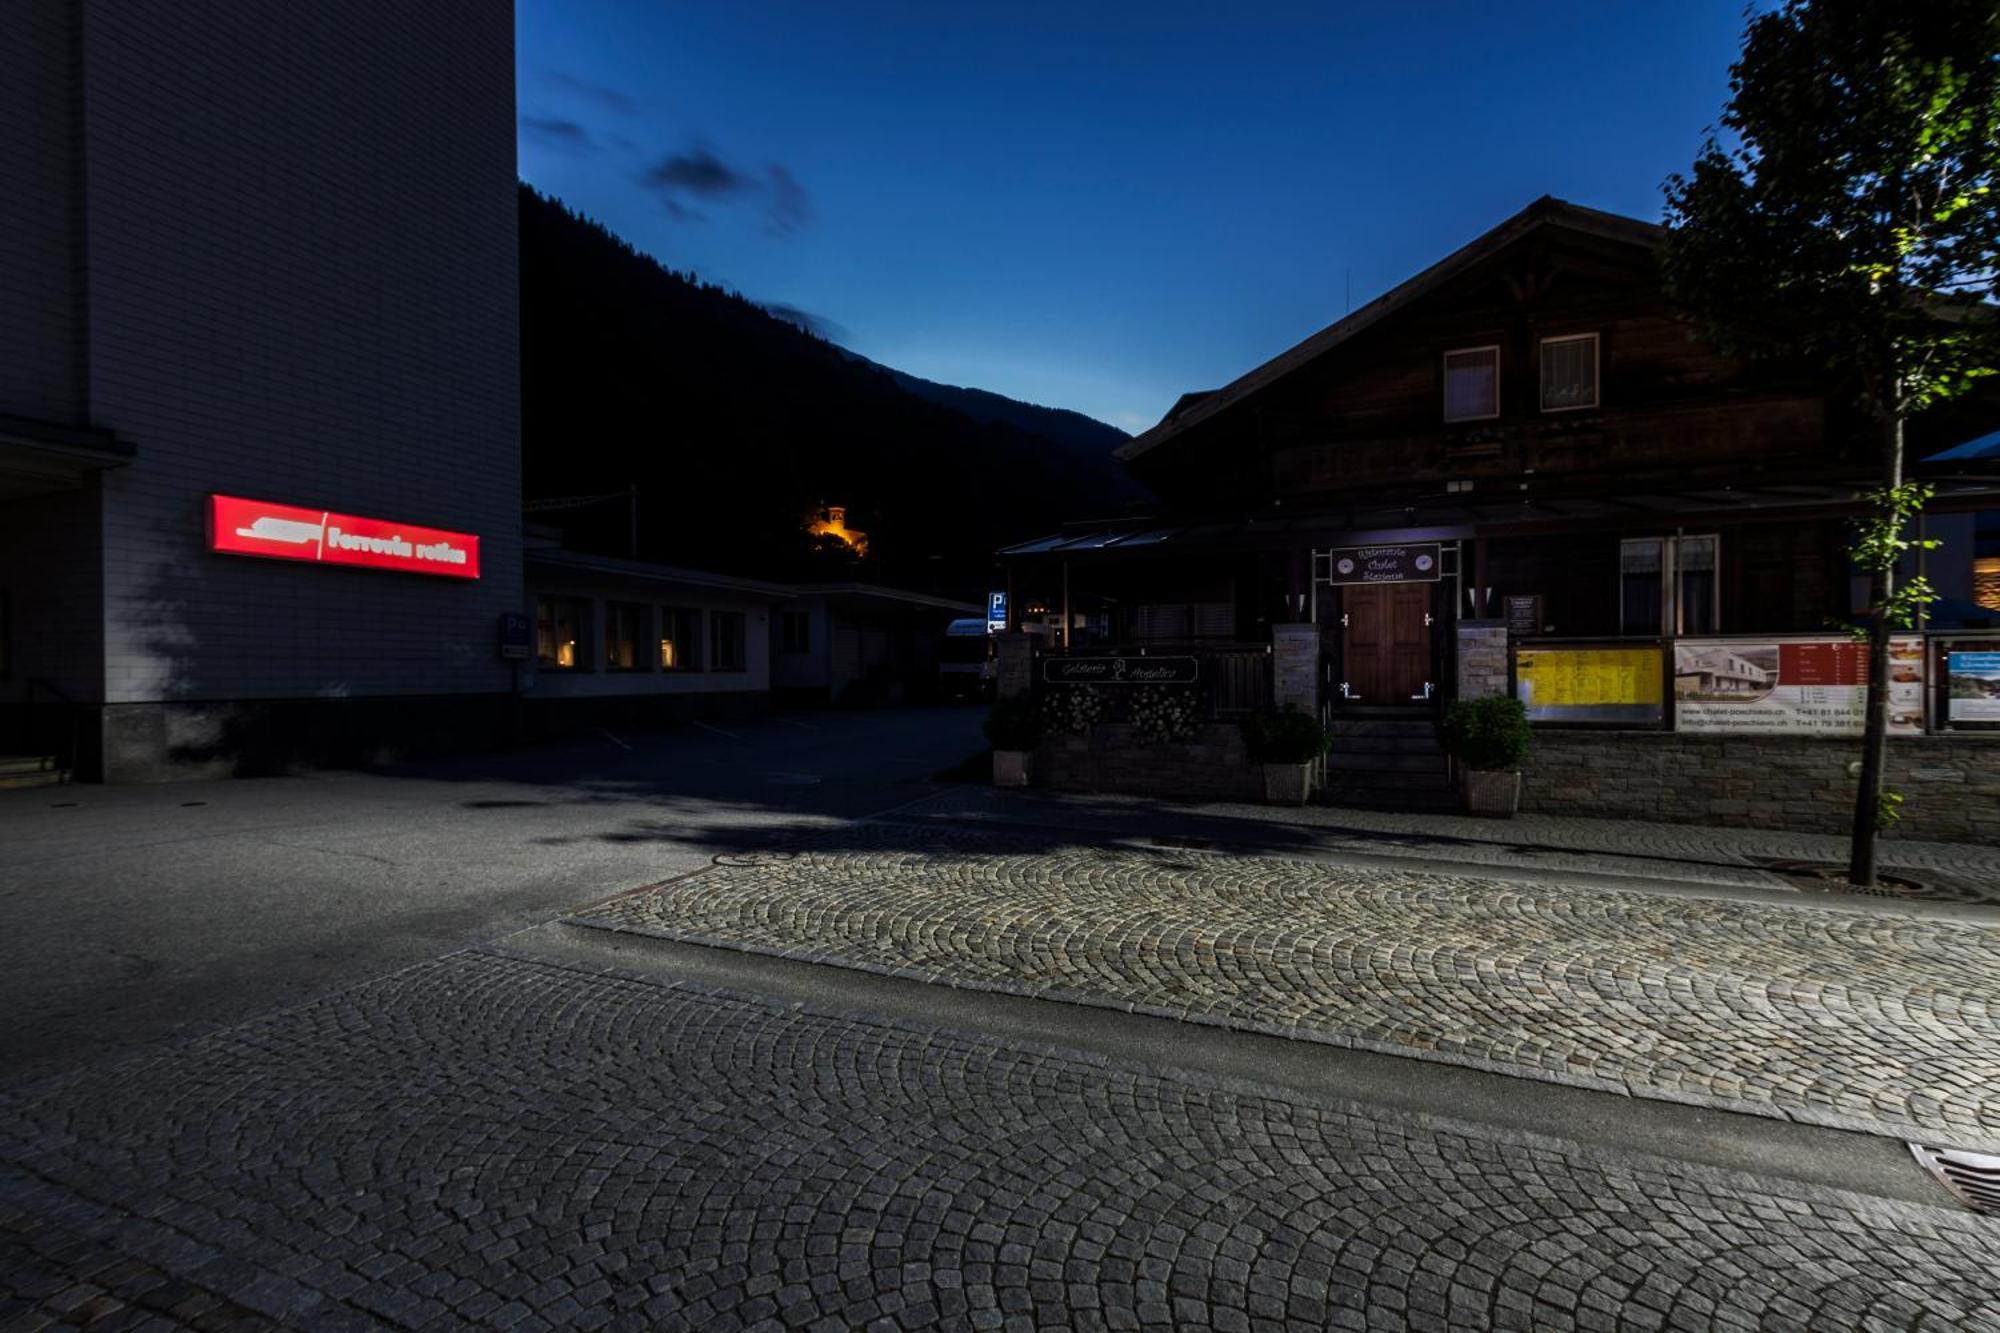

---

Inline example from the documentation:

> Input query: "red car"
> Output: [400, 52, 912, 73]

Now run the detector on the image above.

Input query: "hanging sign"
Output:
[1672, 637, 1924, 735]
[1043, 656, 1199, 685]
[1321, 543, 1441, 585]
[208, 494, 480, 579]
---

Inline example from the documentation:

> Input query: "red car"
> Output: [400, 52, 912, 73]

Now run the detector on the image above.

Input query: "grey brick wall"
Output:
[0, 0, 83, 424]
[1034, 722, 1263, 801]
[1520, 731, 2000, 843]
[76, 0, 521, 708]
[1456, 622, 1508, 701]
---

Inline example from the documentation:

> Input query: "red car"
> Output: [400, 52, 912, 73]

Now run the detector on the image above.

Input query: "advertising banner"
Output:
[208, 494, 480, 579]
[1948, 649, 2000, 723]
[1672, 637, 1924, 735]
[1320, 543, 1441, 585]
[1515, 646, 1664, 725]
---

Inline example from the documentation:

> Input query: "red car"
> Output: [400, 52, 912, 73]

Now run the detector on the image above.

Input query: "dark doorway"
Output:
[1339, 583, 1431, 702]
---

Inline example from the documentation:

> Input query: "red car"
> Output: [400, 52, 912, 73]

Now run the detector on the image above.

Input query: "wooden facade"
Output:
[1002, 196, 2000, 709]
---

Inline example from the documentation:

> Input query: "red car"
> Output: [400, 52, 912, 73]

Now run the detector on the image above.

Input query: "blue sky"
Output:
[516, 2, 1752, 433]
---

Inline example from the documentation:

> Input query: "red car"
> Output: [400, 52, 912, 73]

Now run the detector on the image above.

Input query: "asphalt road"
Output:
[0, 705, 986, 1086]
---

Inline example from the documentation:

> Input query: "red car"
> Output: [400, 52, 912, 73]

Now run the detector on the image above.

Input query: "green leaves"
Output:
[1662, 0, 2000, 415]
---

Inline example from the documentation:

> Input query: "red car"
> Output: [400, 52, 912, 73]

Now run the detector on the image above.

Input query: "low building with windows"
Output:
[772, 584, 981, 705]
[1000, 196, 2000, 838]
[521, 545, 792, 734]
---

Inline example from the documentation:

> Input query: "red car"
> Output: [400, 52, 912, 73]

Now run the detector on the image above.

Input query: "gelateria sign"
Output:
[207, 494, 480, 579]
[1043, 656, 1199, 685]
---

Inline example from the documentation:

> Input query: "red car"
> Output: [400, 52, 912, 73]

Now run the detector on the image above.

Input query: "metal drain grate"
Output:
[1910, 1144, 2000, 1214]
[1752, 859, 1986, 906]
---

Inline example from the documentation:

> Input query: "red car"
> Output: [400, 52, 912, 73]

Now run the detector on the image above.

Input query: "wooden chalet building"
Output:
[998, 197, 2000, 835]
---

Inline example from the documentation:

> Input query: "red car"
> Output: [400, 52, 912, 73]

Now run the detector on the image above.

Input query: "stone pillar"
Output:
[994, 631, 1034, 700]
[1270, 624, 1318, 714]
[1455, 621, 1509, 700]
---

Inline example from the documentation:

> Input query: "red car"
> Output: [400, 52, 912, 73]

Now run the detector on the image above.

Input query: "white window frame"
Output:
[1442, 345, 1501, 423]
[1539, 332, 1600, 413]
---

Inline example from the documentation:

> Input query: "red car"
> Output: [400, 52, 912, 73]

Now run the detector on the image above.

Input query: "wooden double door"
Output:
[1337, 583, 1433, 703]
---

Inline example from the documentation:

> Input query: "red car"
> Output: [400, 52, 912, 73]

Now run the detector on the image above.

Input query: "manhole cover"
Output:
[712, 851, 799, 868]
[1753, 859, 1983, 906]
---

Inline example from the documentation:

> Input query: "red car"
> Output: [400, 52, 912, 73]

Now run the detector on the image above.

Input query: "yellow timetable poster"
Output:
[1516, 647, 1664, 722]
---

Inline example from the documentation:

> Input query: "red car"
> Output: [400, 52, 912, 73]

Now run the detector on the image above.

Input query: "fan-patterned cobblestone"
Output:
[574, 824, 2000, 1145]
[2, 951, 1996, 1331]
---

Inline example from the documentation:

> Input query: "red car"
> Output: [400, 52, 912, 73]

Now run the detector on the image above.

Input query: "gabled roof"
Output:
[1115, 196, 1664, 464]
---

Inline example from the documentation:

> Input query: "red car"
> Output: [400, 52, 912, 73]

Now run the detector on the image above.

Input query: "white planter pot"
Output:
[1461, 768, 1521, 818]
[1263, 761, 1312, 805]
[992, 749, 1032, 788]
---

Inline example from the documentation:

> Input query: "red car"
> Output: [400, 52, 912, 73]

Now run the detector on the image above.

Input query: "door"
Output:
[1340, 583, 1432, 702]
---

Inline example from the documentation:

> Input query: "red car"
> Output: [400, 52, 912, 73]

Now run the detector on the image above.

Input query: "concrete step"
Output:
[1327, 733, 1444, 754]
[1319, 782, 1461, 813]
[1324, 750, 1449, 775]
[0, 755, 67, 790]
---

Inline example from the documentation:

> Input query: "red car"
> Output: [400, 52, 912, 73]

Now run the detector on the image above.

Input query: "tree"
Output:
[1663, 0, 2000, 885]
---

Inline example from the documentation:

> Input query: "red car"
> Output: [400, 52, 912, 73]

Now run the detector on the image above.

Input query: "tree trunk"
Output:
[1847, 411, 1904, 886]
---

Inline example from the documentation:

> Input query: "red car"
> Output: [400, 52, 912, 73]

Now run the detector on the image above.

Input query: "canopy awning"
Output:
[0, 414, 131, 502]
[998, 478, 2000, 559]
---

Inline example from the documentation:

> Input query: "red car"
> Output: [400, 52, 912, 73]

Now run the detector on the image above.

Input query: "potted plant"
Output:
[1239, 705, 1330, 805]
[1437, 695, 1531, 817]
[984, 694, 1043, 787]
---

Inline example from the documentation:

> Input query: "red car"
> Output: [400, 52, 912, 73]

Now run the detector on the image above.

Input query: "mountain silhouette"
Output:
[520, 186, 1142, 592]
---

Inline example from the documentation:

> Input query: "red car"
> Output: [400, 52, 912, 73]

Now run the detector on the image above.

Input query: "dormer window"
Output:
[1540, 333, 1599, 412]
[1443, 346, 1500, 422]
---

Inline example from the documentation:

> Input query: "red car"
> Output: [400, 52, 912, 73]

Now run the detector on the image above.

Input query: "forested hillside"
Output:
[520, 187, 1141, 590]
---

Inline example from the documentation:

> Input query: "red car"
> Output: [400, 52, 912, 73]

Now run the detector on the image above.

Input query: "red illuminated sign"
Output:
[207, 494, 480, 579]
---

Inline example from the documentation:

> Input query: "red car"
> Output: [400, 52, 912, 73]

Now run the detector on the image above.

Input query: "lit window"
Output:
[710, 611, 747, 672]
[1620, 535, 1719, 635]
[1540, 333, 1599, 412]
[659, 607, 701, 670]
[536, 596, 589, 670]
[604, 602, 646, 671]
[779, 610, 810, 653]
[1443, 346, 1500, 422]
[1975, 556, 2000, 612]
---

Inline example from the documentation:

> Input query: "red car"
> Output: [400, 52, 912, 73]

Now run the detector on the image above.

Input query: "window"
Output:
[659, 607, 701, 670]
[1620, 535, 1720, 635]
[535, 596, 589, 670]
[710, 610, 747, 672]
[778, 610, 811, 654]
[1443, 346, 1500, 422]
[1975, 556, 2000, 612]
[1540, 333, 1599, 412]
[604, 601, 646, 671]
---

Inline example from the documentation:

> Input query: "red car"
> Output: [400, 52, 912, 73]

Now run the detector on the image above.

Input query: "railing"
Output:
[1035, 641, 1272, 717]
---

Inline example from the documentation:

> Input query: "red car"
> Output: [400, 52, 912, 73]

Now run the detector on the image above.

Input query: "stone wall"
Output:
[1034, 722, 1263, 801]
[1456, 622, 1509, 701]
[1520, 731, 2000, 843]
[1271, 625, 1318, 713]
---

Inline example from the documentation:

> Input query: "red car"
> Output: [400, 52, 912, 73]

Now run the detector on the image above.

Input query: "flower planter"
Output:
[992, 749, 1032, 788]
[1262, 761, 1313, 806]
[1461, 768, 1520, 818]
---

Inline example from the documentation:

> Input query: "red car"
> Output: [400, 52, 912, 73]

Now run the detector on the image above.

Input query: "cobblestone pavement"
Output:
[572, 823, 2000, 1147]
[2, 949, 1996, 1331]
[896, 787, 2000, 899]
